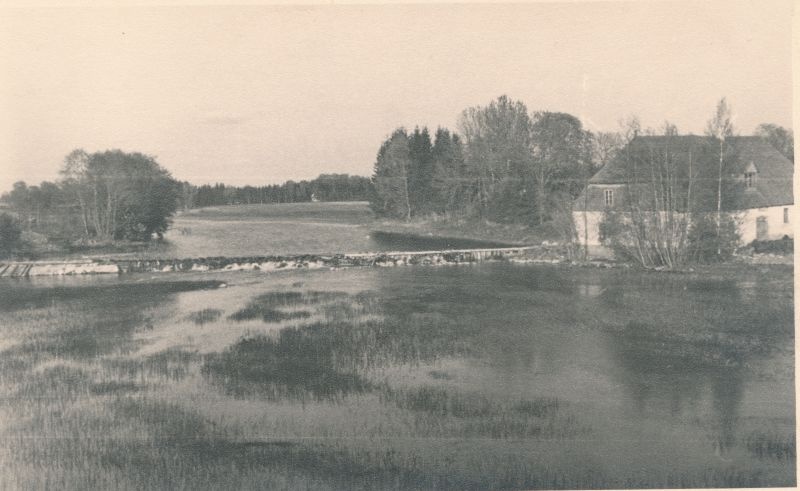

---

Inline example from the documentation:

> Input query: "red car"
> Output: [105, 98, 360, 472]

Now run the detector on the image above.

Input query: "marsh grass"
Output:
[384, 385, 496, 418]
[261, 309, 312, 323]
[90, 380, 141, 395]
[744, 429, 796, 461]
[186, 308, 222, 325]
[427, 370, 452, 380]
[103, 348, 200, 382]
[0, 264, 795, 489]
[228, 290, 347, 322]
[379, 385, 584, 440]
[203, 331, 372, 401]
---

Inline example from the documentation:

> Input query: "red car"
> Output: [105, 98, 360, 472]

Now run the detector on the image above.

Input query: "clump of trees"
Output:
[2, 149, 180, 244]
[61, 149, 179, 241]
[755, 123, 793, 161]
[369, 96, 602, 253]
[0, 213, 22, 258]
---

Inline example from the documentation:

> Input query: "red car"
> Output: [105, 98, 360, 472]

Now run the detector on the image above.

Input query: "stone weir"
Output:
[0, 246, 539, 278]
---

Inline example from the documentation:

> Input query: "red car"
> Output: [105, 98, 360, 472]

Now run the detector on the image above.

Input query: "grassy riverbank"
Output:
[7, 202, 793, 269]
[370, 215, 559, 246]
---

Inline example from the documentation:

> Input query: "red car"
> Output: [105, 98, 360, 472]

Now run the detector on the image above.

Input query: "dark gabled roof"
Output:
[725, 136, 793, 209]
[589, 135, 710, 184]
[585, 135, 793, 210]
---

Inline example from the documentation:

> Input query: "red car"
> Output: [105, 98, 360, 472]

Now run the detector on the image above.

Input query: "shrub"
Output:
[0, 213, 22, 258]
[751, 236, 793, 255]
[687, 213, 740, 263]
[597, 210, 640, 264]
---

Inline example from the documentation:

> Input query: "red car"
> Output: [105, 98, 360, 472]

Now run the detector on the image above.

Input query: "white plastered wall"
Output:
[735, 205, 793, 243]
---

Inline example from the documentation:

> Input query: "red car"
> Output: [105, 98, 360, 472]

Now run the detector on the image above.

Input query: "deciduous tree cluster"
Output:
[369, 96, 600, 227]
[3, 149, 179, 243]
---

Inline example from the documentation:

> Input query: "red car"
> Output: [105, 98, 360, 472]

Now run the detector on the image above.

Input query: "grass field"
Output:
[157, 202, 523, 258]
[178, 201, 377, 224]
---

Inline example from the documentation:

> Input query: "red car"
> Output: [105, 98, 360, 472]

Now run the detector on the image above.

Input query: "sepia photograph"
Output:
[0, 1, 795, 489]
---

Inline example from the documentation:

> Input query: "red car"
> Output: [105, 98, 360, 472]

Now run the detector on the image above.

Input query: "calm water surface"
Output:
[0, 262, 794, 489]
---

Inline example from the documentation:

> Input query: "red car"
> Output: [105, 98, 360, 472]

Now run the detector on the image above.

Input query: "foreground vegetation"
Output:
[0, 263, 793, 489]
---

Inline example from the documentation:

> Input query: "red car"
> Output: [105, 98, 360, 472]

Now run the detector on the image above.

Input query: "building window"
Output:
[744, 171, 756, 188]
[604, 189, 614, 207]
[784, 207, 789, 224]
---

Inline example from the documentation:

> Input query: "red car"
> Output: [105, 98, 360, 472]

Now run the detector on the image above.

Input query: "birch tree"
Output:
[59, 149, 92, 236]
[705, 98, 735, 255]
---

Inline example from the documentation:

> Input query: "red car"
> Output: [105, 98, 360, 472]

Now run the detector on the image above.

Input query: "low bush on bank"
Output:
[0, 213, 22, 258]
[598, 211, 742, 268]
[750, 236, 793, 255]
[686, 213, 740, 263]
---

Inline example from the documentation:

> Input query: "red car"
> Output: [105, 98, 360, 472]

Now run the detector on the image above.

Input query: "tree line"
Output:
[186, 174, 372, 209]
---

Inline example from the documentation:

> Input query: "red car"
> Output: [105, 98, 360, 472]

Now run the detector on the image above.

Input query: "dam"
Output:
[0, 246, 548, 277]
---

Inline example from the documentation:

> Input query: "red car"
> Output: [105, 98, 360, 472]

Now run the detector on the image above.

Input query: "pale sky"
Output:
[0, 1, 793, 191]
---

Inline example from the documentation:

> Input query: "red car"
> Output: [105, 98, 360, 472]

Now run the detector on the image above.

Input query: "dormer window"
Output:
[744, 171, 756, 188]
[744, 161, 757, 189]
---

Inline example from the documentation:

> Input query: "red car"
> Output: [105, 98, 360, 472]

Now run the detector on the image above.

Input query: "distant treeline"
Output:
[185, 174, 372, 208]
[0, 169, 373, 247]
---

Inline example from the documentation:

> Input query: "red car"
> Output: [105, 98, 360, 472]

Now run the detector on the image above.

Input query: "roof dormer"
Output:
[744, 161, 758, 189]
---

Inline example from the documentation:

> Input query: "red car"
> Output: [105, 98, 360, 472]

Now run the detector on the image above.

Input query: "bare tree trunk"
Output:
[684, 150, 694, 262]
[716, 137, 724, 256]
[76, 193, 89, 236]
[537, 174, 546, 225]
[91, 183, 103, 238]
[105, 187, 113, 238]
[583, 178, 589, 260]
[403, 176, 411, 222]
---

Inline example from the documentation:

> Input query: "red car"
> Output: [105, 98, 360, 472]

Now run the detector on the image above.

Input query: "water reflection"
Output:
[607, 337, 746, 454]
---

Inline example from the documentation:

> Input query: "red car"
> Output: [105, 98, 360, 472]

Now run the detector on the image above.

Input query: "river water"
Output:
[0, 258, 794, 489]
